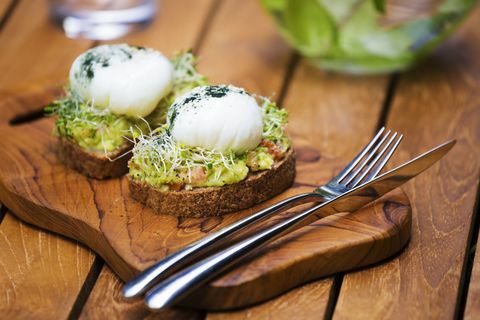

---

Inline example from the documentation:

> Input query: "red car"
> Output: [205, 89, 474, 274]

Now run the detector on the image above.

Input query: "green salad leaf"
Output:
[317, 0, 359, 23]
[372, 0, 386, 13]
[259, 0, 476, 73]
[281, 0, 335, 57]
[339, 1, 411, 59]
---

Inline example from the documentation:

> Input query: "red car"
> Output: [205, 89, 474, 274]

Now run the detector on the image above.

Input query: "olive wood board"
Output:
[0, 86, 412, 310]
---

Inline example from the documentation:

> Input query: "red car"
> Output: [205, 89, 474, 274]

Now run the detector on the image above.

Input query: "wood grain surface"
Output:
[0, 212, 95, 318]
[79, 266, 203, 320]
[197, 0, 291, 95]
[0, 0, 92, 89]
[0, 1, 96, 318]
[333, 6, 480, 320]
[465, 237, 480, 320]
[0, 0, 14, 21]
[104, 0, 215, 53]
[0, 1, 216, 319]
[207, 279, 332, 320]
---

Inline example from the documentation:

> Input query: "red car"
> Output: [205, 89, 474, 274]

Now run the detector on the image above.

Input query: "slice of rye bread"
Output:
[128, 148, 296, 217]
[57, 137, 133, 179]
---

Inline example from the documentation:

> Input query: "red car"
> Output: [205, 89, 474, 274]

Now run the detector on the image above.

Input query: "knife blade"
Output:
[144, 139, 455, 309]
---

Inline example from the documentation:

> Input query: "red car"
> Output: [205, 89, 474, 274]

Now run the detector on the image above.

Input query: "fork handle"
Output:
[144, 199, 326, 309]
[122, 192, 325, 299]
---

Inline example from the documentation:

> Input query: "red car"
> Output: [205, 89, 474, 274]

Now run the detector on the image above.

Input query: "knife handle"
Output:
[122, 192, 325, 299]
[144, 200, 325, 310]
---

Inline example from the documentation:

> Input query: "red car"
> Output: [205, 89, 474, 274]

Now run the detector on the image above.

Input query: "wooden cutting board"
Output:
[0, 86, 412, 310]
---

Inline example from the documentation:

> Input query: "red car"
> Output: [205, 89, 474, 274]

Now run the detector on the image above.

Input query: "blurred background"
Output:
[48, 0, 476, 74]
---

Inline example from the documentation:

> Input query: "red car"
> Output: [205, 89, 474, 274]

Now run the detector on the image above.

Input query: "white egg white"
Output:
[168, 85, 263, 153]
[69, 44, 174, 117]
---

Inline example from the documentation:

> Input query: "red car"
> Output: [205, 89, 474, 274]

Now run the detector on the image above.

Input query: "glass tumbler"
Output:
[49, 0, 157, 40]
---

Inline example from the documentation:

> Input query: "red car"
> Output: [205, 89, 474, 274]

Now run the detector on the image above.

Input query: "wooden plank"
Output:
[285, 62, 389, 153]
[0, 212, 95, 318]
[0, 1, 96, 319]
[465, 236, 480, 319]
[334, 7, 480, 320]
[208, 279, 332, 320]
[79, 266, 202, 320]
[0, 0, 216, 316]
[0, 0, 13, 21]
[197, 0, 291, 94]
[2, 0, 216, 317]
[0, 0, 92, 89]
[103, 0, 215, 54]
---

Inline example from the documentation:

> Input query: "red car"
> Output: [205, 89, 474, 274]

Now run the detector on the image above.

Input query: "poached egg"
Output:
[167, 85, 263, 154]
[69, 44, 174, 117]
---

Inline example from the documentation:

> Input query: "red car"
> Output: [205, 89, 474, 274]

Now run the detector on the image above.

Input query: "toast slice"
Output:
[128, 148, 296, 217]
[57, 137, 132, 179]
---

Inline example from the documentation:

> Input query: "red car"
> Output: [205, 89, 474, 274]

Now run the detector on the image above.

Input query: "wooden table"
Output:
[0, 1, 479, 319]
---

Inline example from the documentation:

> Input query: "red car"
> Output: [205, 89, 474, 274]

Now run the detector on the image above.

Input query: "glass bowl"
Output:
[259, 0, 476, 74]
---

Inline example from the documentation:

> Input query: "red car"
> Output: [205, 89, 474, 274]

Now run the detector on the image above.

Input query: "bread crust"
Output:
[57, 137, 132, 179]
[128, 149, 296, 217]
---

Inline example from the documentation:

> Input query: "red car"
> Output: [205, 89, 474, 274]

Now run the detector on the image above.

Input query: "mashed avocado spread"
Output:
[129, 98, 290, 190]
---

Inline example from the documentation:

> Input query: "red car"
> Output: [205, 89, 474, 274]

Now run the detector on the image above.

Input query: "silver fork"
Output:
[122, 127, 403, 299]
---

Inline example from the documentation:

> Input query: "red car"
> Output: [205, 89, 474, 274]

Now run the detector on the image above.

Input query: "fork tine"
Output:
[336, 127, 385, 183]
[349, 132, 403, 188]
[343, 129, 391, 185]
[368, 134, 403, 180]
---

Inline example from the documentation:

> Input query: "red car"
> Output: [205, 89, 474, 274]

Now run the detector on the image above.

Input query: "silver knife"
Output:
[144, 139, 456, 309]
